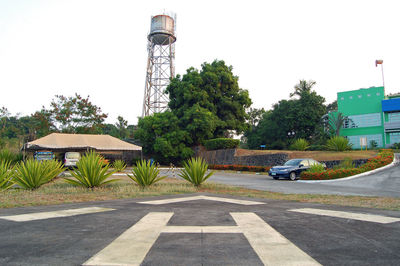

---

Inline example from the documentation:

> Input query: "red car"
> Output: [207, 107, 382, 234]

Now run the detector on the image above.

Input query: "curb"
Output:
[297, 154, 398, 183]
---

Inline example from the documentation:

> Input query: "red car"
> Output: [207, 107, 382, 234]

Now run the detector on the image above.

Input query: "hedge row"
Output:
[301, 149, 394, 180]
[209, 164, 271, 172]
[204, 138, 240, 150]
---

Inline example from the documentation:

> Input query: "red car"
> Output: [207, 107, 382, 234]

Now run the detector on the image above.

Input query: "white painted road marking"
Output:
[0, 207, 115, 222]
[138, 195, 265, 205]
[231, 212, 321, 266]
[289, 208, 400, 224]
[84, 212, 173, 266]
[84, 212, 320, 266]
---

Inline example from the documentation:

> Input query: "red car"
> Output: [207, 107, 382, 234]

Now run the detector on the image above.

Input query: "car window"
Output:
[301, 160, 309, 166]
[309, 159, 318, 166]
[284, 159, 302, 166]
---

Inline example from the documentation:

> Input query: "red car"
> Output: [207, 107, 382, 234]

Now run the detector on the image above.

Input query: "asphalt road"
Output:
[206, 155, 400, 198]
[1, 194, 399, 265]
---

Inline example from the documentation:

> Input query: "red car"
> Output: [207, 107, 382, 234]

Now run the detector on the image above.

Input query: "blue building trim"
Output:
[382, 98, 400, 112]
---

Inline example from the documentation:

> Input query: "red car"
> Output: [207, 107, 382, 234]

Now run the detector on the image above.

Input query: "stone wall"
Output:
[194, 147, 288, 166]
[194, 147, 369, 169]
[320, 159, 368, 169]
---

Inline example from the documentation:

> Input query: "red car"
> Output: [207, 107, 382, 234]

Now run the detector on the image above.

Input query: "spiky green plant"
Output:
[179, 157, 214, 187]
[13, 159, 64, 190]
[325, 136, 352, 151]
[127, 160, 165, 188]
[0, 149, 17, 165]
[112, 160, 127, 172]
[64, 151, 118, 188]
[290, 138, 310, 151]
[0, 161, 14, 191]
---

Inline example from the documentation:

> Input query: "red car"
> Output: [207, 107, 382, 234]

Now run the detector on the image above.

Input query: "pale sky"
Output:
[1, 0, 399, 125]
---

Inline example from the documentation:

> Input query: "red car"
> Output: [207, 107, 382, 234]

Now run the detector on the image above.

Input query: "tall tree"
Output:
[167, 60, 252, 138]
[322, 112, 349, 136]
[47, 93, 107, 134]
[245, 80, 326, 149]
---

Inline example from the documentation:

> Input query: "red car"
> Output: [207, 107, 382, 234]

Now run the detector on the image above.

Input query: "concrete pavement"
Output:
[1, 193, 400, 265]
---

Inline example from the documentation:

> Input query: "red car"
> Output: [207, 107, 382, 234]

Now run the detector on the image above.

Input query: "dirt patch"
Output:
[235, 149, 378, 161]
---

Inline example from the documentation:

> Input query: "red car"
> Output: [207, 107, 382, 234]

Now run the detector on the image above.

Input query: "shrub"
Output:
[290, 138, 310, 151]
[391, 143, 400, 149]
[0, 149, 21, 165]
[308, 144, 326, 151]
[13, 159, 64, 190]
[369, 140, 378, 149]
[128, 160, 165, 188]
[112, 160, 127, 172]
[179, 157, 214, 187]
[0, 161, 14, 191]
[325, 136, 352, 151]
[301, 150, 393, 180]
[204, 138, 240, 150]
[333, 157, 354, 170]
[307, 163, 325, 173]
[64, 151, 118, 188]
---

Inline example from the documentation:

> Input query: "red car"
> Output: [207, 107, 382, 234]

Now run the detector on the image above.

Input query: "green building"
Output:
[337, 86, 400, 148]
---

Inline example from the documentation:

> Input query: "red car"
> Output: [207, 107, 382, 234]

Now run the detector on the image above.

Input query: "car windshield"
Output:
[284, 159, 302, 166]
[66, 152, 80, 159]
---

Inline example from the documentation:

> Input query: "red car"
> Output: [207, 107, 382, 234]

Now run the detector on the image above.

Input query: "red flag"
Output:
[375, 60, 383, 67]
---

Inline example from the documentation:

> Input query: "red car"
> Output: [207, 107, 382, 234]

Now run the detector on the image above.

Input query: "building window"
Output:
[343, 113, 381, 128]
[390, 132, 400, 144]
[377, 92, 380, 96]
[340, 97, 344, 100]
[358, 95, 362, 98]
[388, 112, 400, 122]
[367, 94, 371, 97]
[347, 134, 382, 148]
[349, 96, 353, 99]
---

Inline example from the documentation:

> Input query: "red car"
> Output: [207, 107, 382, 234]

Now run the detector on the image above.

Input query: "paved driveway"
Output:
[1, 194, 399, 265]
[206, 155, 400, 198]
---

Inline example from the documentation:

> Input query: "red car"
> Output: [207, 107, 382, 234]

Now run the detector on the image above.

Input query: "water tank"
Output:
[148, 15, 176, 45]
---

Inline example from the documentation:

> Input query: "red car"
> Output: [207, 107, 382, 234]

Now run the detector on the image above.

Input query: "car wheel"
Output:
[289, 172, 297, 181]
[273, 176, 279, 180]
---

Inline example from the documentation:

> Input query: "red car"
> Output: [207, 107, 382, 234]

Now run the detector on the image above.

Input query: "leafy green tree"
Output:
[245, 80, 326, 149]
[167, 60, 252, 138]
[135, 111, 193, 164]
[47, 93, 107, 133]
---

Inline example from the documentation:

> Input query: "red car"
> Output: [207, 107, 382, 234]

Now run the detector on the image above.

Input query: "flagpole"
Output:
[381, 63, 385, 89]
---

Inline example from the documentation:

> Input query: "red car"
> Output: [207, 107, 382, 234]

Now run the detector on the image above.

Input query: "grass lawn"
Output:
[1, 177, 399, 211]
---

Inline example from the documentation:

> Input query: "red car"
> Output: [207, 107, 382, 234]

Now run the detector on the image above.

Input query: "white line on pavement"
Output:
[0, 207, 115, 222]
[83, 212, 173, 266]
[138, 195, 265, 205]
[231, 212, 321, 266]
[288, 208, 400, 224]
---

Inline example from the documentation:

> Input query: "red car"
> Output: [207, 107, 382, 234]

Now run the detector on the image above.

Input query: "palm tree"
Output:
[290, 80, 317, 98]
[322, 112, 350, 136]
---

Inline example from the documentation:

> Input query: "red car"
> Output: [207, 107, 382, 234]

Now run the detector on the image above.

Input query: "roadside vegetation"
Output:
[0, 177, 399, 211]
[301, 149, 394, 180]
[127, 159, 166, 188]
[179, 157, 214, 187]
[64, 151, 118, 188]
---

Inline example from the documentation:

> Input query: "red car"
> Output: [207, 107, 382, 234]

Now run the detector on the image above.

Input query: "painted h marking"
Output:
[84, 212, 320, 266]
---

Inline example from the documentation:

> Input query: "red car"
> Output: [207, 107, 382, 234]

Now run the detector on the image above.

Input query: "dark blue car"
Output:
[268, 158, 325, 181]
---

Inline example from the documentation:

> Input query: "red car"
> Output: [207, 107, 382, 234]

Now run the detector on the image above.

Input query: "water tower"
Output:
[142, 14, 176, 117]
